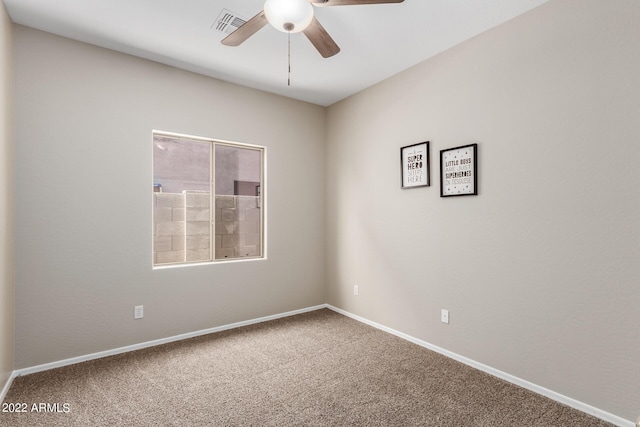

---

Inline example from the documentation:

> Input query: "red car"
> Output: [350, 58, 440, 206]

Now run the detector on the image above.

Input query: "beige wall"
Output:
[13, 26, 326, 368]
[326, 0, 639, 422]
[0, 2, 14, 393]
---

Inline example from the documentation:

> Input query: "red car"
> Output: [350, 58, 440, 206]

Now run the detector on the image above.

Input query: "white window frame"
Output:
[152, 130, 266, 268]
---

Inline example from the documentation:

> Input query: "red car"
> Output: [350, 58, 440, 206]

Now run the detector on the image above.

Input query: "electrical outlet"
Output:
[354, 285, 359, 296]
[134, 305, 144, 319]
[441, 309, 449, 324]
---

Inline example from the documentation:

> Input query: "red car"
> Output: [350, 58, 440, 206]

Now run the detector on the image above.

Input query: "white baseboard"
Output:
[326, 305, 633, 427]
[0, 371, 18, 403]
[14, 304, 328, 377]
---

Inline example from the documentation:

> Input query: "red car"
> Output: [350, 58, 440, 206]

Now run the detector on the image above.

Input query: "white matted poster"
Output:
[440, 143, 478, 197]
[401, 141, 430, 189]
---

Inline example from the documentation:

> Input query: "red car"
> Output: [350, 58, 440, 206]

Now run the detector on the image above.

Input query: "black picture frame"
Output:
[440, 143, 478, 197]
[400, 141, 430, 189]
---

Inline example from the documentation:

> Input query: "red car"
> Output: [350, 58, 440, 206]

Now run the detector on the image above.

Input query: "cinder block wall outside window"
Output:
[154, 192, 260, 264]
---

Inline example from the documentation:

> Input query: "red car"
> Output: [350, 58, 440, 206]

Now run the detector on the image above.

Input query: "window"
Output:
[152, 131, 264, 266]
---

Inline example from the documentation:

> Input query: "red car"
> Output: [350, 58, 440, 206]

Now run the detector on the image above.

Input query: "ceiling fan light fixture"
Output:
[264, 0, 314, 33]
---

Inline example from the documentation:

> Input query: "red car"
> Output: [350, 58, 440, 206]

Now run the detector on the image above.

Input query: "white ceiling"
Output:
[3, 0, 549, 106]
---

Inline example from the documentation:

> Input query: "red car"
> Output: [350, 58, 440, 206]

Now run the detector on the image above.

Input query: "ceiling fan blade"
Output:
[303, 16, 340, 58]
[311, 0, 404, 6]
[221, 11, 268, 46]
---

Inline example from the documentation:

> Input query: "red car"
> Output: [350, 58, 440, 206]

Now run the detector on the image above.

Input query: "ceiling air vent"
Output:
[213, 9, 246, 34]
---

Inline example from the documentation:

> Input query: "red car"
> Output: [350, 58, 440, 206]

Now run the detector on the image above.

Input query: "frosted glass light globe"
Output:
[264, 0, 314, 33]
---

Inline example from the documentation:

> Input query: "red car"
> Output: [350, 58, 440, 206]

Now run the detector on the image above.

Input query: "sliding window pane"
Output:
[153, 135, 211, 265]
[214, 145, 263, 260]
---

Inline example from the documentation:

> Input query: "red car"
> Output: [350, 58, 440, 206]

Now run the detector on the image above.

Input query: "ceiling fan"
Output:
[221, 0, 405, 58]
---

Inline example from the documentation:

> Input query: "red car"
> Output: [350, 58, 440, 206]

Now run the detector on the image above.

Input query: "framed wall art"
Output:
[401, 141, 430, 189]
[440, 143, 478, 197]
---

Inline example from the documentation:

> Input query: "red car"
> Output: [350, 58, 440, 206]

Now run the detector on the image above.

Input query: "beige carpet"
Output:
[1, 309, 613, 426]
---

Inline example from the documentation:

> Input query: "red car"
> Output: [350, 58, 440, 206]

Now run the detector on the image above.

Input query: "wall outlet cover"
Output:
[134, 305, 144, 319]
[441, 309, 449, 324]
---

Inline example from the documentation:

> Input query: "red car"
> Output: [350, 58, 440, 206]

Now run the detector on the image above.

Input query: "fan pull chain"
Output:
[287, 31, 291, 86]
